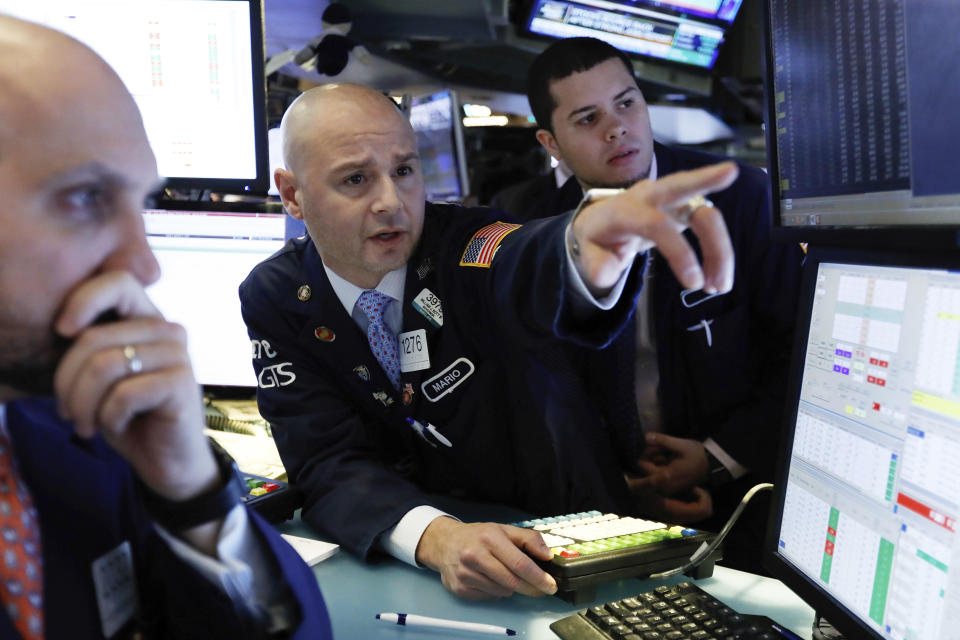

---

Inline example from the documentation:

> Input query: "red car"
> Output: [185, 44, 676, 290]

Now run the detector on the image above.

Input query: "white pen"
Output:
[405, 417, 453, 448]
[376, 613, 517, 636]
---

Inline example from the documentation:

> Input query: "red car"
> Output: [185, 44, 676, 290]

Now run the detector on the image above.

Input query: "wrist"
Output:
[415, 515, 457, 569]
[138, 442, 244, 530]
[703, 447, 733, 488]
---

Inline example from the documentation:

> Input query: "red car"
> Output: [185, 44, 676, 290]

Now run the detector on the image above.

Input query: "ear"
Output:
[274, 168, 304, 220]
[535, 128, 563, 163]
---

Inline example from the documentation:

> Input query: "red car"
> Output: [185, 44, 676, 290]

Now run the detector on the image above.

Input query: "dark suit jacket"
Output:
[2, 398, 332, 640]
[240, 205, 646, 559]
[509, 142, 804, 480]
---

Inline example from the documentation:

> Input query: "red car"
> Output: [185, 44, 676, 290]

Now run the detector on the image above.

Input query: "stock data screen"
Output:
[778, 260, 960, 639]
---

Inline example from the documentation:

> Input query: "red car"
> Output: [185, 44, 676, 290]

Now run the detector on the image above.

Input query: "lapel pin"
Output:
[314, 326, 335, 342]
[354, 365, 371, 381]
[372, 390, 394, 407]
[297, 285, 312, 302]
[402, 383, 415, 405]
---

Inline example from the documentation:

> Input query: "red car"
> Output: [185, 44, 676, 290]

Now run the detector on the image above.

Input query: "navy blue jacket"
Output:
[2, 398, 332, 640]
[507, 143, 804, 480]
[240, 207, 646, 559]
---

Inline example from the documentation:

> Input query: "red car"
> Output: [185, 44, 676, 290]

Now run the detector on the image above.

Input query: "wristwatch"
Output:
[567, 188, 625, 257]
[704, 448, 734, 488]
[138, 442, 245, 530]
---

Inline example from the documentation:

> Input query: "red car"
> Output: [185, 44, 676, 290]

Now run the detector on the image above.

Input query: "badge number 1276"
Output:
[398, 329, 430, 372]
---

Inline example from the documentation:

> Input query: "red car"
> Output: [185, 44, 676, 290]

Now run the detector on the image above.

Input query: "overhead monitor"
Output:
[144, 202, 289, 391]
[764, 0, 960, 239]
[522, 0, 745, 70]
[408, 90, 470, 202]
[2, 0, 269, 194]
[766, 246, 960, 640]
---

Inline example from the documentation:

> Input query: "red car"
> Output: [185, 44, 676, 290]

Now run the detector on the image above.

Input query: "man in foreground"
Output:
[241, 82, 740, 599]
[0, 15, 331, 638]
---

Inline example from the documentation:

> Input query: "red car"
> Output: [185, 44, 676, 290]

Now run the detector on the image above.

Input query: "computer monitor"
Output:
[144, 202, 289, 391]
[763, 0, 960, 239]
[2, 0, 269, 194]
[408, 90, 470, 202]
[765, 245, 960, 640]
[521, 0, 744, 70]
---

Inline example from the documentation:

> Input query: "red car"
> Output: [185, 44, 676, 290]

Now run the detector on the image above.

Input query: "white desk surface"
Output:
[278, 516, 815, 639]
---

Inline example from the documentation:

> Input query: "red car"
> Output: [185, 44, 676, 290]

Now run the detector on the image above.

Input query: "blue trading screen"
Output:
[768, 0, 960, 229]
[525, 0, 738, 69]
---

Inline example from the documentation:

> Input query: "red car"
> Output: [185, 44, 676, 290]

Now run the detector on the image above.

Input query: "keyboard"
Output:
[510, 511, 721, 604]
[241, 472, 302, 523]
[550, 581, 803, 640]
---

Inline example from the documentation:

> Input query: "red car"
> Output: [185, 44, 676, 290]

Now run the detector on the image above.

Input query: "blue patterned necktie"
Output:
[356, 290, 401, 390]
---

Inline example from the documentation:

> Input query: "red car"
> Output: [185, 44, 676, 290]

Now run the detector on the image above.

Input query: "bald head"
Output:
[0, 15, 146, 154]
[280, 83, 411, 175]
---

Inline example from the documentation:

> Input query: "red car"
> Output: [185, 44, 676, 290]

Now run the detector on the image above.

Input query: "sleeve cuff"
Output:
[379, 506, 458, 567]
[703, 438, 749, 479]
[155, 503, 259, 611]
[564, 221, 631, 310]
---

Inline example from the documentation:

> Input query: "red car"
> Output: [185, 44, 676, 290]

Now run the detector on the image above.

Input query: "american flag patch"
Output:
[459, 221, 520, 268]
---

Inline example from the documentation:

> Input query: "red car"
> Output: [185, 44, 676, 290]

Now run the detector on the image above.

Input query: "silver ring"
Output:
[122, 345, 142, 375]
[670, 195, 715, 226]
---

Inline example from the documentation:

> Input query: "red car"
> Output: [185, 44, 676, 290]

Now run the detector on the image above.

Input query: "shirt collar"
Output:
[323, 263, 407, 317]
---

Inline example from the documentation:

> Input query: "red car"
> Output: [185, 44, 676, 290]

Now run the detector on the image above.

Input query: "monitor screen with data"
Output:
[764, 0, 960, 233]
[144, 204, 287, 389]
[2, 0, 269, 194]
[767, 247, 960, 640]
[523, 0, 744, 70]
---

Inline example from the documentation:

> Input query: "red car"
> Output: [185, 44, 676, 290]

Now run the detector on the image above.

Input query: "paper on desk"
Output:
[281, 534, 339, 566]
[205, 428, 287, 480]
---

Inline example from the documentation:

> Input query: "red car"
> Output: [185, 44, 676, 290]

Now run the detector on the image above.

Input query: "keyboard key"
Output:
[600, 616, 620, 628]
[587, 606, 608, 621]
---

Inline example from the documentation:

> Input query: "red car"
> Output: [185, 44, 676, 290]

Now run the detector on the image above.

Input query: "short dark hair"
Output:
[526, 37, 638, 133]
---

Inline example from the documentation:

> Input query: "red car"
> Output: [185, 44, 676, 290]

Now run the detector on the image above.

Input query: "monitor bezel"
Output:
[763, 244, 960, 640]
[408, 88, 471, 203]
[164, 0, 269, 195]
[761, 0, 960, 248]
[518, 0, 738, 74]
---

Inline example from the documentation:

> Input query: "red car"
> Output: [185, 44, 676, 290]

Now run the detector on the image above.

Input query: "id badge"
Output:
[92, 540, 138, 638]
[398, 329, 430, 372]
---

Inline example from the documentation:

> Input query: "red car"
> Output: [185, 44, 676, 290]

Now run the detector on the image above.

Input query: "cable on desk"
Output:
[649, 482, 774, 579]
